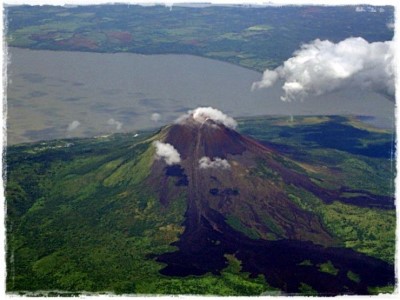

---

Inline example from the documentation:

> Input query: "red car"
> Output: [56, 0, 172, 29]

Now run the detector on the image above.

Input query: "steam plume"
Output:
[67, 120, 80, 132]
[199, 157, 231, 170]
[151, 113, 161, 122]
[252, 37, 394, 101]
[176, 107, 237, 129]
[153, 141, 181, 165]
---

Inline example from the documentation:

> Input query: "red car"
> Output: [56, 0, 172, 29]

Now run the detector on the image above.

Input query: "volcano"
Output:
[139, 109, 394, 294]
[6, 110, 395, 295]
[152, 114, 337, 245]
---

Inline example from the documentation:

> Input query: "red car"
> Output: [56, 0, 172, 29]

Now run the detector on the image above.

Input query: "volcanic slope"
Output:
[6, 114, 395, 295]
[149, 114, 394, 294]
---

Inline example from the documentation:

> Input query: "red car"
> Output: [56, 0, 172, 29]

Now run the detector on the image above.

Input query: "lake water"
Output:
[6, 47, 395, 144]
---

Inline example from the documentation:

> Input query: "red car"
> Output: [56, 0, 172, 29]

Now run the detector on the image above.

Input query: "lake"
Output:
[6, 47, 395, 145]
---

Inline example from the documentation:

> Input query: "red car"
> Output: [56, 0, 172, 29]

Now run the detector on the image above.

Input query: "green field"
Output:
[5, 5, 394, 72]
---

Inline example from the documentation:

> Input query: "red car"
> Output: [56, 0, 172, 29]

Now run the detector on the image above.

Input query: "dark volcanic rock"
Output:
[163, 118, 246, 159]
[151, 115, 395, 295]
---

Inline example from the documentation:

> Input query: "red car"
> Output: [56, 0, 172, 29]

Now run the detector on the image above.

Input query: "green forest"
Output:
[6, 116, 395, 295]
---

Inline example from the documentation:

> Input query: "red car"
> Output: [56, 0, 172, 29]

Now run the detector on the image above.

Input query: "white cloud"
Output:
[67, 120, 80, 132]
[153, 141, 181, 165]
[175, 107, 237, 129]
[107, 118, 123, 130]
[199, 156, 231, 170]
[151, 113, 161, 122]
[252, 37, 394, 101]
[387, 22, 394, 30]
[355, 6, 384, 13]
[251, 69, 279, 90]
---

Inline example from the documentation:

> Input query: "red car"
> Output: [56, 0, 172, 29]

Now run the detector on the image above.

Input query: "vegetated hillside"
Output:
[6, 115, 395, 295]
[5, 5, 394, 71]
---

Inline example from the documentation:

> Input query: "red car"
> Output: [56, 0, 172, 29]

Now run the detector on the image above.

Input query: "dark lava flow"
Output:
[157, 209, 394, 295]
[155, 116, 395, 295]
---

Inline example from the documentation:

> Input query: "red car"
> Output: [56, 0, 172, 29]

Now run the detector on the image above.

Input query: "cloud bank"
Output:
[154, 141, 181, 165]
[199, 156, 231, 170]
[176, 107, 237, 129]
[67, 120, 80, 132]
[252, 37, 394, 101]
[107, 118, 123, 130]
